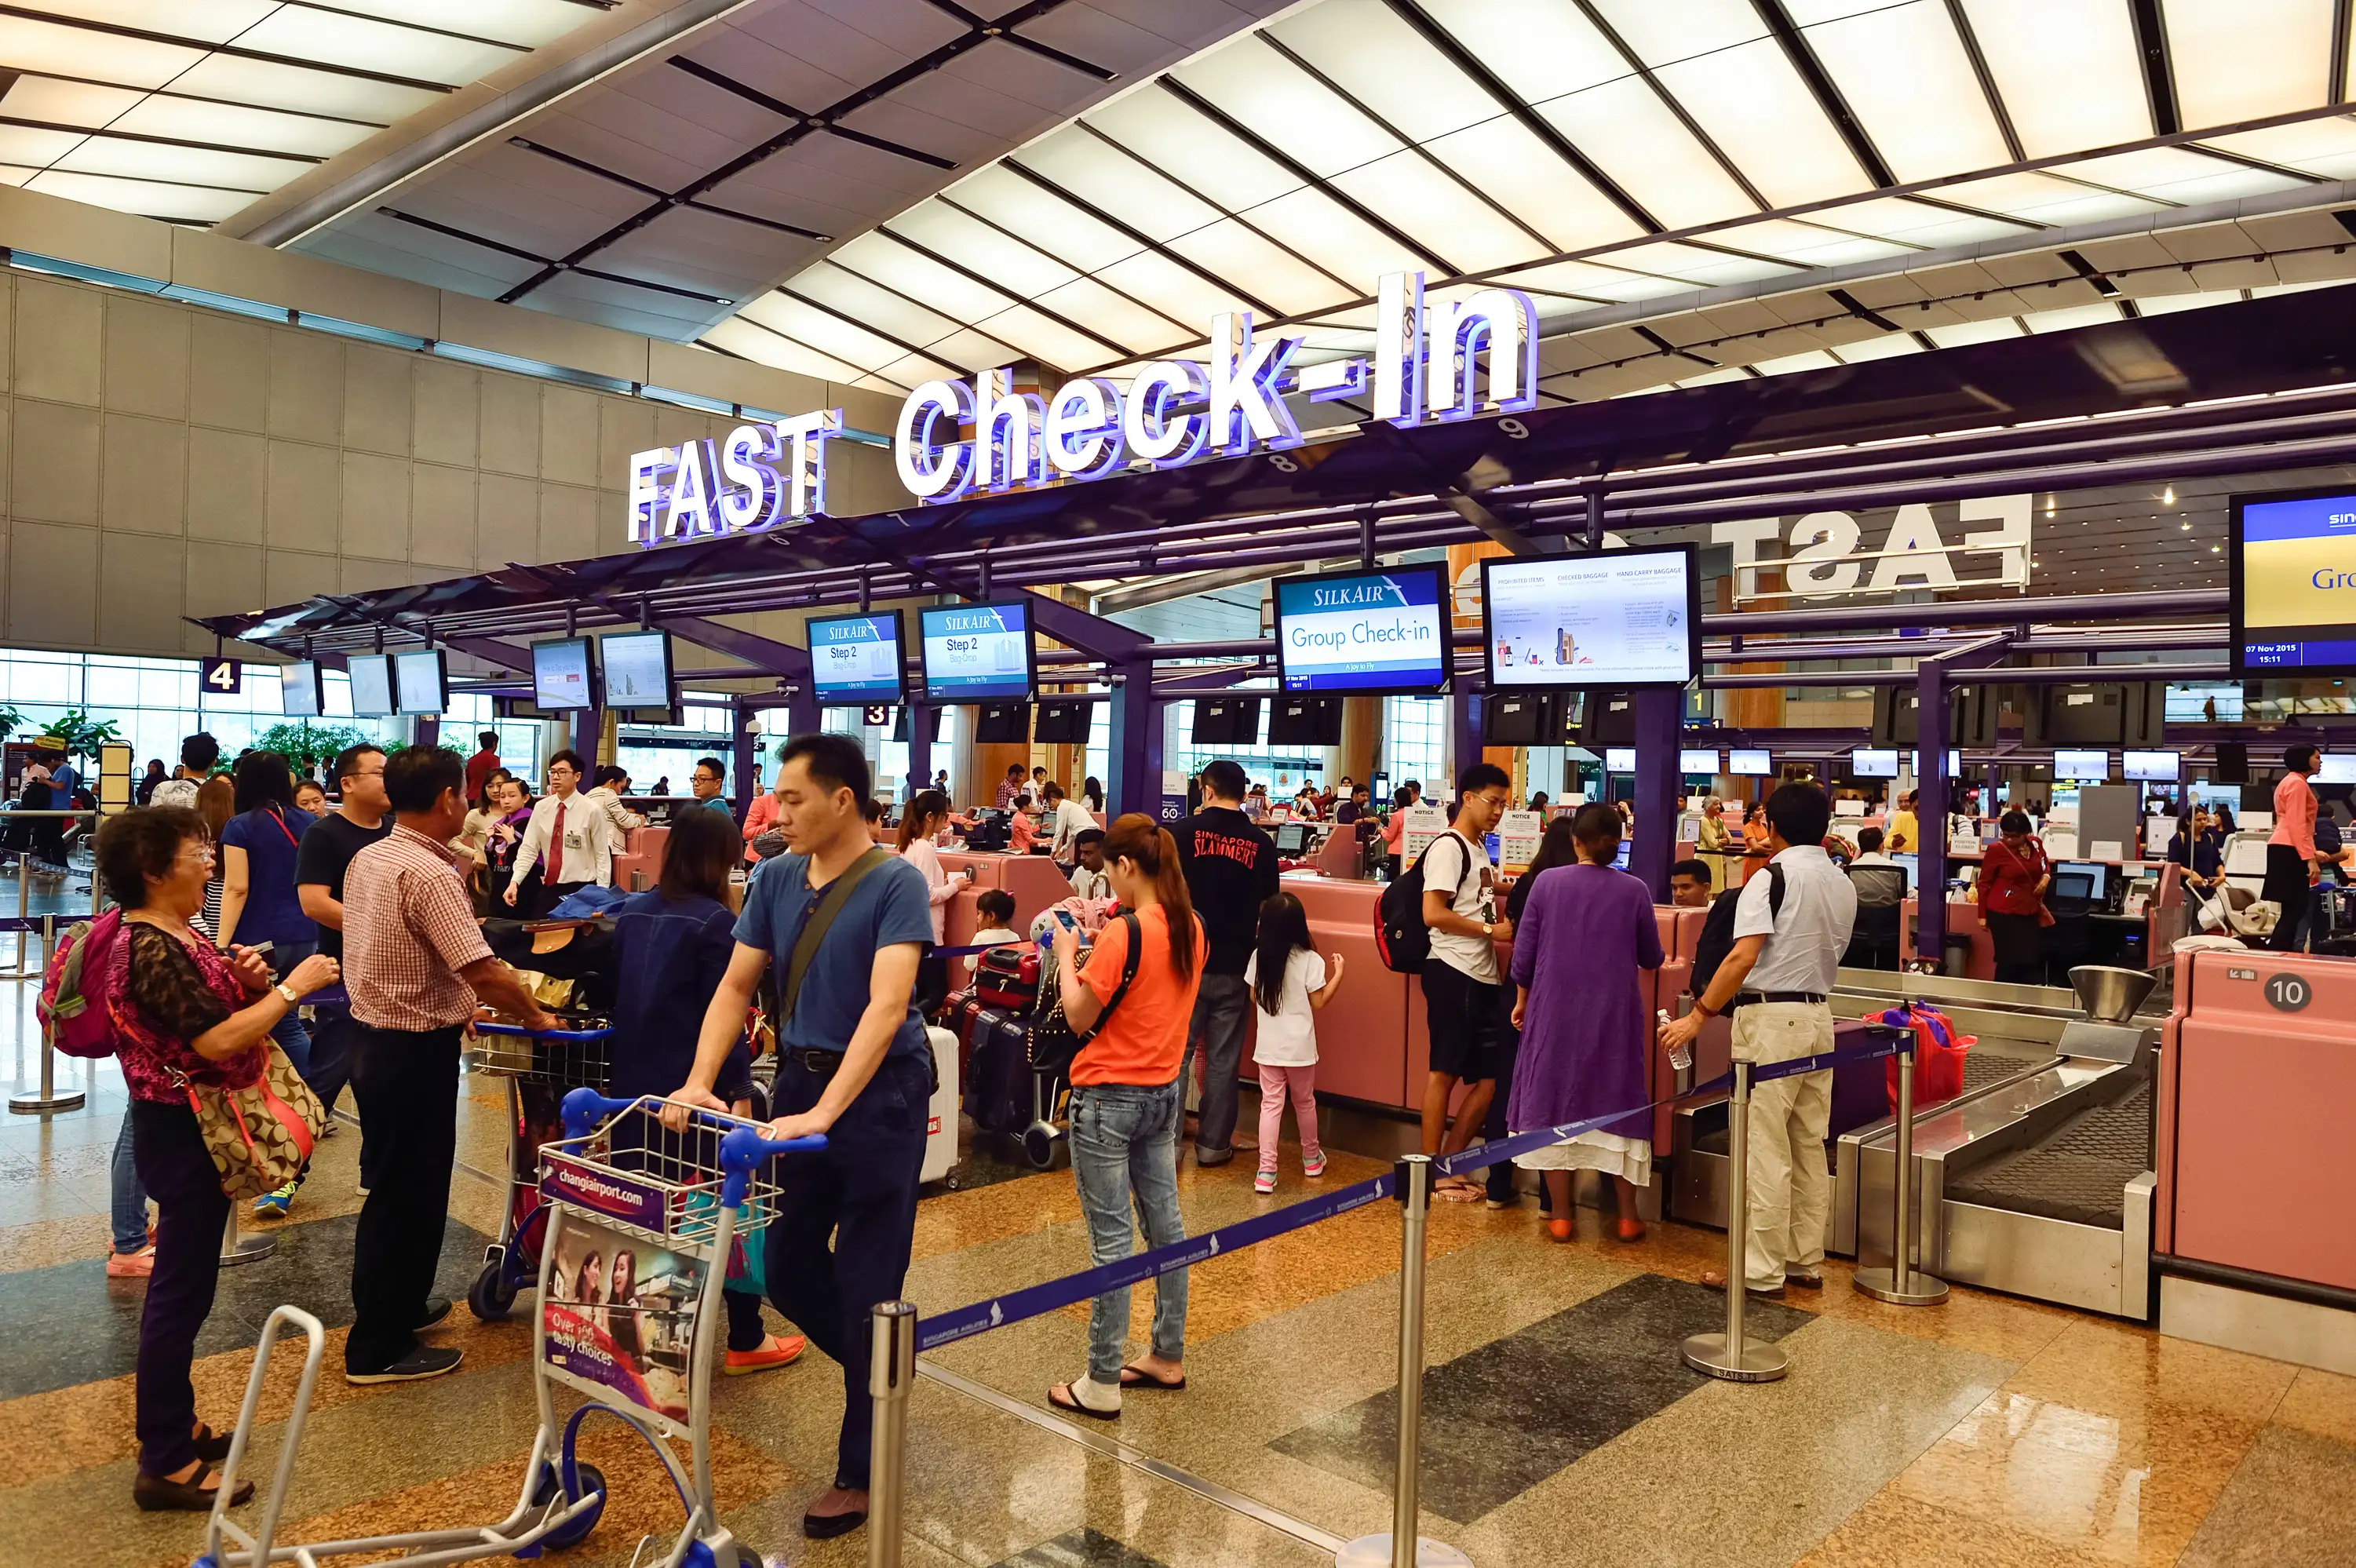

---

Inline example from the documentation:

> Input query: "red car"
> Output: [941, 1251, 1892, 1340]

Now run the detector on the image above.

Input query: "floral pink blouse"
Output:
[107, 920, 264, 1104]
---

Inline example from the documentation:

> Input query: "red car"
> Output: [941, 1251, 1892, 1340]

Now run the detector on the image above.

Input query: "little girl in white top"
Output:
[1243, 891, 1346, 1194]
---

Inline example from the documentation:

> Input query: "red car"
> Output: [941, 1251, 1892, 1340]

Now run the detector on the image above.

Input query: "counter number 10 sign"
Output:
[199, 657, 241, 696]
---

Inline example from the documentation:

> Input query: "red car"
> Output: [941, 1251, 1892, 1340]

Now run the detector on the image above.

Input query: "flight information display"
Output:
[346, 654, 393, 717]
[1275, 566, 1448, 693]
[2055, 749, 2110, 781]
[921, 601, 1034, 702]
[2234, 487, 2356, 675]
[2124, 749, 2180, 782]
[280, 662, 322, 718]
[1679, 748, 1720, 775]
[808, 611, 906, 705]
[533, 636, 596, 711]
[1729, 748, 1772, 775]
[394, 650, 445, 715]
[1604, 747, 1636, 773]
[601, 630, 673, 709]
[1851, 748, 1899, 778]
[1482, 545, 1700, 690]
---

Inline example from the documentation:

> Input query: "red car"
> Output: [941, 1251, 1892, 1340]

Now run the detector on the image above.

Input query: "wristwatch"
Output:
[274, 982, 300, 1005]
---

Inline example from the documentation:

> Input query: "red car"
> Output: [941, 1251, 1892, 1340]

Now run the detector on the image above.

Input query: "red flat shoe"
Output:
[1615, 1218, 1647, 1243]
[1546, 1218, 1573, 1243]
[725, 1333, 805, 1376]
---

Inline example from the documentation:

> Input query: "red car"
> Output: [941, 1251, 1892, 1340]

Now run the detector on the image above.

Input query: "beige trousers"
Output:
[1730, 1001, 1834, 1291]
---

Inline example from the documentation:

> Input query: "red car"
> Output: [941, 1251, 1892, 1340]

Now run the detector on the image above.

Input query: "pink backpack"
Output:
[38, 908, 125, 1059]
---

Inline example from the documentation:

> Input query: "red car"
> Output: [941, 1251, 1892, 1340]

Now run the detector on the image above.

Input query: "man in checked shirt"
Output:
[341, 746, 552, 1385]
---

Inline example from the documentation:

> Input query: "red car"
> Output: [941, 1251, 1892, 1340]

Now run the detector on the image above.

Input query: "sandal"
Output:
[1434, 1178, 1484, 1203]
[1118, 1364, 1186, 1391]
[192, 1422, 233, 1463]
[1048, 1381, 1121, 1420]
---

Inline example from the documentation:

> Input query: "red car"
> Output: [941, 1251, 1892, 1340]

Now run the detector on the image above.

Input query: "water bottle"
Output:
[1660, 1008, 1694, 1094]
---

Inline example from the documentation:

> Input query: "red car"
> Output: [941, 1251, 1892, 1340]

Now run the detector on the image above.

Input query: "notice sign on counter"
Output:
[1400, 804, 1449, 862]
[1497, 811, 1544, 876]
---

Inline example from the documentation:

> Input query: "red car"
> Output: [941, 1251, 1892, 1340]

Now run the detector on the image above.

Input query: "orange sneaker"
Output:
[107, 1246, 156, 1278]
[724, 1333, 806, 1376]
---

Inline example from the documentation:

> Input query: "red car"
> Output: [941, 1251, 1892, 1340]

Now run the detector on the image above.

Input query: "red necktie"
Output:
[549, 800, 567, 883]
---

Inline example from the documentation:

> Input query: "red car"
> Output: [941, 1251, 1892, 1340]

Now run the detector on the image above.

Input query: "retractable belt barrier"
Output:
[914, 1023, 1911, 1354]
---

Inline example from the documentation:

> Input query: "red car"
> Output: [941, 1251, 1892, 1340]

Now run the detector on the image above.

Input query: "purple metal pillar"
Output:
[414, 717, 439, 749]
[1630, 688, 1681, 899]
[1918, 634, 2012, 967]
[1917, 668, 1949, 969]
[907, 704, 931, 799]
[1450, 677, 1482, 794]
[573, 706, 601, 765]
[732, 697, 759, 814]
[1109, 665, 1163, 819]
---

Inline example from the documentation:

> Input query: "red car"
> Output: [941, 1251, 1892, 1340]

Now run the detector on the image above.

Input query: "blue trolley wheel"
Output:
[527, 1460, 604, 1551]
[469, 1259, 517, 1322]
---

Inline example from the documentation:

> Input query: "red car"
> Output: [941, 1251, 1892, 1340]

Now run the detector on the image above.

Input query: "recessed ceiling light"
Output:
[2162, 486, 2177, 505]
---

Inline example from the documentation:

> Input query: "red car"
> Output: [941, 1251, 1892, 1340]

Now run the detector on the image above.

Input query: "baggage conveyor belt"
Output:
[1944, 1080, 2153, 1230]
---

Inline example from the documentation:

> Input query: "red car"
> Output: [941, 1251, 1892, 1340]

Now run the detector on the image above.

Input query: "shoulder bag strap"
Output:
[779, 847, 893, 1031]
[268, 807, 300, 848]
[1074, 911, 1144, 1045]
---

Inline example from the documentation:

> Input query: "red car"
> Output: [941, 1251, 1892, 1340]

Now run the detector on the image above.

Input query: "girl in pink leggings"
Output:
[1243, 893, 1347, 1194]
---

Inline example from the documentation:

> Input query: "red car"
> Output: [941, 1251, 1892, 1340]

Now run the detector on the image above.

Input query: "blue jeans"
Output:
[266, 940, 315, 1078]
[111, 1114, 150, 1254]
[1070, 1079, 1188, 1384]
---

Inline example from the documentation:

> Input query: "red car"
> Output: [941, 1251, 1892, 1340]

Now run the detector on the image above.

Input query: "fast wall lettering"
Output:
[624, 271, 1537, 546]
[1712, 498, 2033, 603]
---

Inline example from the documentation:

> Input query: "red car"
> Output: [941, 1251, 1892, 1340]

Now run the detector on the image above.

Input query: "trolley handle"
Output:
[556, 1085, 811, 1146]
[477, 1021, 613, 1043]
[719, 1125, 829, 1210]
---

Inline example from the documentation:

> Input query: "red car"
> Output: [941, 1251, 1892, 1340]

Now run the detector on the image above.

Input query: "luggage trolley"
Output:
[195, 1086, 822, 1568]
[464, 1018, 614, 1322]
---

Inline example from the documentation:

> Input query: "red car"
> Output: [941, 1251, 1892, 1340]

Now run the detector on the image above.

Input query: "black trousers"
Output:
[2263, 844, 2313, 952]
[1986, 911, 2044, 986]
[130, 1099, 230, 1478]
[347, 1023, 462, 1373]
[528, 878, 589, 918]
[761, 1052, 928, 1490]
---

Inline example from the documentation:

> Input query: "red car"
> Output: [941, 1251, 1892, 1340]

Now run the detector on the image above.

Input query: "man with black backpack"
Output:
[1661, 782, 1855, 1299]
[1413, 764, 1514, 1200]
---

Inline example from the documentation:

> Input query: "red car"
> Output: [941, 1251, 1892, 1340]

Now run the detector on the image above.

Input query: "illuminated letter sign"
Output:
[1712, 498, 2033, 603]
[628, 408, 839, 549]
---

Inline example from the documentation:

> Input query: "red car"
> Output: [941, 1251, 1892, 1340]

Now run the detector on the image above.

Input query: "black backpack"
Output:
[1691, 865, 1782, 997]
[1377, 831, 1475, 973]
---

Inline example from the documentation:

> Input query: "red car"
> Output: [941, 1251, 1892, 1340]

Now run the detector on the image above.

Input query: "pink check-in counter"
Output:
[2155, 947, 2356, 1371]
[1267, 874, 1709, 1121]
[937, 850, 1075, 945]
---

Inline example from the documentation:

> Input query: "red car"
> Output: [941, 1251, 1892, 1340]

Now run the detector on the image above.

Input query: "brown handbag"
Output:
[181, 1043, 326, 1201]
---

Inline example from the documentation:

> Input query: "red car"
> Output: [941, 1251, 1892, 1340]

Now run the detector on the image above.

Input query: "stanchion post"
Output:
[219, 1198, 276, 1267]
[1854, 1040, 1948, 1306]
[9, 915, 86, 1114]
[13, 860, 27, 977]
[1337, 1156, 1472, 1568]
[868, 1300, 917, 1568]
[1681, 1059, 1788, 1382]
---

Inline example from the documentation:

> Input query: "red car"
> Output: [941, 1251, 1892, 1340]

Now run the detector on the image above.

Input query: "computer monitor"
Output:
[2059, 861, 2110, 900]
[1679, 747, 1720, 775]
[1611, 838, 1631, 870]
[1604, 746, 1636, 773]
[1728, 748, 1772, 775]
[2054, 748, 2110, 781]
[2316, 753, 2356, 785]
[1851, 748, 1899, 779]
[1273, 822, 1307, 855]
[2123, 749, 2180, 782]
[2052, 870, 2097, 904]
[1887, 851, 1918, 892]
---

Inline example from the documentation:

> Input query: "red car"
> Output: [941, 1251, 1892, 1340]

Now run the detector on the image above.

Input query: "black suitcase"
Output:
[964, 1005, 1033, 1136]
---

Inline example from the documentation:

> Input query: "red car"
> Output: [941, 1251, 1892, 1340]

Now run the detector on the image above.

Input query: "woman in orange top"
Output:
[1045, 814, 1205, 1419]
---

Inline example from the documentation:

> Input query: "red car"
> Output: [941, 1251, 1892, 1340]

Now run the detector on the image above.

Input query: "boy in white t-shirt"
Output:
[1244, 891, 1347, 1194]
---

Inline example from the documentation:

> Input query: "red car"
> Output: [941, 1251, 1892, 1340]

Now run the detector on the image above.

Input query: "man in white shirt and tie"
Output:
[503, 749, 618, 916]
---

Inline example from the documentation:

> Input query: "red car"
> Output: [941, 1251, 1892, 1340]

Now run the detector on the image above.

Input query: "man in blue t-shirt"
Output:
[668, 732, 932, 1543]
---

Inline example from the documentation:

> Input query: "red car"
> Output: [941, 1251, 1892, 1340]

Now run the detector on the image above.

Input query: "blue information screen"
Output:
[2236, 490, 2356, 673]
[809, 612, 906, 705]
[1275, 567, 1447, 693]
[921, 602, 1034, 701]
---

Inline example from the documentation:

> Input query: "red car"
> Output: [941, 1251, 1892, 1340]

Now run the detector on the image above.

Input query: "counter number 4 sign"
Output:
[199, 657, 241, 697]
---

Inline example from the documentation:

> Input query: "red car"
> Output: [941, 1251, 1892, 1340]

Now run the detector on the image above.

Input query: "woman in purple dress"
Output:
[1507, 803, 1663, 1243]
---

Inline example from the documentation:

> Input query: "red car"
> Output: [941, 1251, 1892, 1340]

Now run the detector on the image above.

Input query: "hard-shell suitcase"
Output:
[976, 945, 1040, 1012]
[964, 1005, 1032, 1136]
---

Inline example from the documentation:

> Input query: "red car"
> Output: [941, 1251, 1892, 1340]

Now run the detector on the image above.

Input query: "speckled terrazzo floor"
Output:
[5, 980, 2351, 1568]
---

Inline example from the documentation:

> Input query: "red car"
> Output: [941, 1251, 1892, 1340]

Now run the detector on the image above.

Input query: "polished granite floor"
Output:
[5, 983, 2352, 1568]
